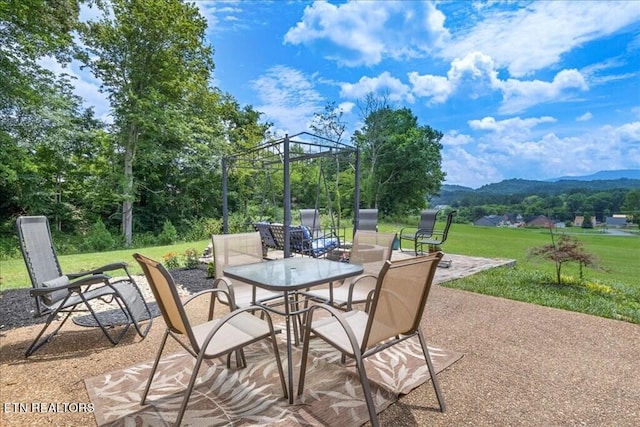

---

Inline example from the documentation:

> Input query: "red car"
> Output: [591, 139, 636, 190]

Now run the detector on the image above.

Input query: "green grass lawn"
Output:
[1, 223, 638, 323]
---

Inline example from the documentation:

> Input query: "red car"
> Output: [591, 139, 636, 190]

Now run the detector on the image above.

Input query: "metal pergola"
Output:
[222, 132, 361, 257]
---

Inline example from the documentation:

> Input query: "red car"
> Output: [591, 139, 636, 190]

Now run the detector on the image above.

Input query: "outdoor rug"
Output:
[85, 335, 462, 426]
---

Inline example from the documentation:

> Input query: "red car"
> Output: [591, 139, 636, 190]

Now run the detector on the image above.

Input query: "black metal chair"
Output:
[398, 209, 440, 253]
[16, 215, 152, 357]
[415, 210, 456, 254]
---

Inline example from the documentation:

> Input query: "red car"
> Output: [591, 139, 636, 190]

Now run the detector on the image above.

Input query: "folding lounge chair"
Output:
[298, 253, 446, 427]
[16, 215, 152, 357]
[133, 253, 287, 426]
[303, 230, 396, 310]
[399, 209, 440, 253]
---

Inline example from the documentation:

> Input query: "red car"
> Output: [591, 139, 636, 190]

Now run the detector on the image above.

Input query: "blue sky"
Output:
[58, 1, 640, 188]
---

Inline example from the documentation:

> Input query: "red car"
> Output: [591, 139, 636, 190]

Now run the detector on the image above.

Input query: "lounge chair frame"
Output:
[16, 215, 152, 357]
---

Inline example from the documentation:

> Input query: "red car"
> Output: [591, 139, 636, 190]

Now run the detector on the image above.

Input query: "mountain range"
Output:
[547, 169, 640, 182]
[432, 170, 640, 205]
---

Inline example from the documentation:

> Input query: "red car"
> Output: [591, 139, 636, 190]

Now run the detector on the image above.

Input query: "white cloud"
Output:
[442, 146, 503, 188]
[496, 69, 588, 114]
[339, 72, 414, 103]
[441, 1, 640, 77]
[445, 117, 640, 186]
[407, 52, 587, 113]
[441, 131, 473, 147]
[337, 101, 355, 114]
[577, 112, 593, 122]
[468, 116, 557, 134]
[408, 72, 452, 104]
[284, 1, 448, 66]
[251, 65, 325, 134]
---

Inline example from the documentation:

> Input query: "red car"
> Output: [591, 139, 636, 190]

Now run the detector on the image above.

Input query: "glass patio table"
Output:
[223, 257, 364, 403]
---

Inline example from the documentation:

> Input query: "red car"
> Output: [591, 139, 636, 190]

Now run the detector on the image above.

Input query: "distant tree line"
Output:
[441, 187, 640, 225]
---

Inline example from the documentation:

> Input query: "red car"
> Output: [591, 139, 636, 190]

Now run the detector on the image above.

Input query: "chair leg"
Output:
[417, 329, 446, 411]
[265, 325, 288, 400]
[297, 319, 313, 396]
[81, 293, 131, 346]
[25, 309, 73, 357]
[353, 352, 379, 427]
[176, 350, 207, 426]
[140, 330, 170, 406]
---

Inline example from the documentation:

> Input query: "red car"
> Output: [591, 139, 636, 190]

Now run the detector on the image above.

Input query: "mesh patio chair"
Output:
[303, 230, 396, 310]
[415, 210, 457, 254]
[133, 253, 287, 426]
[357, 209, 378, 232]
[211, 232, 283, 310]
[399, 209, 440, 253]
[298, 253, 446, 427]
[16, 215, 152, 357]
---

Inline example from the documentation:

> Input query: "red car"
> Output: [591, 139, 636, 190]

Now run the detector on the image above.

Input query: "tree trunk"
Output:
[122, 126, 138, 247]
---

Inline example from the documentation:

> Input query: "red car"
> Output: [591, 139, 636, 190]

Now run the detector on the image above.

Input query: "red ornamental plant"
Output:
[529, 227, 596, 285]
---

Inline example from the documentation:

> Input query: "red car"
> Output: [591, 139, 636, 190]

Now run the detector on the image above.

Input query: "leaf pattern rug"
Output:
[85, 335, 462, 426]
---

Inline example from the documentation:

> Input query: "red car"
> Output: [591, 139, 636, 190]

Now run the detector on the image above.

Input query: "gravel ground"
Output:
[1, 261, 639, 426]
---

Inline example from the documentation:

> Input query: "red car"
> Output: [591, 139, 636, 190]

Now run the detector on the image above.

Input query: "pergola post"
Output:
[283, 134, 291, 257]
[353, 148, 360, 236]
[222, 157, 228, 234]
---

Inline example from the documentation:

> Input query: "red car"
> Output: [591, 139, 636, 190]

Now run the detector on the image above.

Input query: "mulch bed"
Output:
[0, 268, 212, 331]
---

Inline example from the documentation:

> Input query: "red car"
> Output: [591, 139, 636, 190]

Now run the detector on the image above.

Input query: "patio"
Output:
[1, 252, 638, 426]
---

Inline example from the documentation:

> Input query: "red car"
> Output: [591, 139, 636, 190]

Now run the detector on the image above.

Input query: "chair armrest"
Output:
[212, 277, 239, 310]
[399, 226, 418, 237]
[67, 262, 129, 279]
[183, 288, 231, 307]
[345, 273, 378, 310]
[30, 274, 110, 297]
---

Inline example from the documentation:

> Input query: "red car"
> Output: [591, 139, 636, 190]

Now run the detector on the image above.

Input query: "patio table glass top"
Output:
[223, 257, 364, 292]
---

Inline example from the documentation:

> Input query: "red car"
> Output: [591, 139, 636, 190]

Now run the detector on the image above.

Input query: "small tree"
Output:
[529, 228, 596, 285]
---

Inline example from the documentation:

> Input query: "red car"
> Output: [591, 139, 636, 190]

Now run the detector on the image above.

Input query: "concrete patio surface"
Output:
[1, 251, 637, 426]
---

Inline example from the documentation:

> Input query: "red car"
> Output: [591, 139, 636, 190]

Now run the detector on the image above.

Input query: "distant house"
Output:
[475, 214, 524, 227]
[526, 215, 554, 228]
[474, 215, 504, 227]
[605, 216, 630, 228]
[574, 215, 596, 227]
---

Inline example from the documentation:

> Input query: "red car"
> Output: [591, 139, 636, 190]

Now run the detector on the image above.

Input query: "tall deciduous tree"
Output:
[621, 189, 640, 225]
[79, 0, 214, 245]
[0, 0, 83, 223]
[354, 96, 445, 215]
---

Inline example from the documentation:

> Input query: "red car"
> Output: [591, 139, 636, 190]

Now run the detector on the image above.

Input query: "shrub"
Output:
[183, 217, 222, 241]
[80, 218, 116, 252]
[158, 220, 178, 245]
[132, 232, 158, 248]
